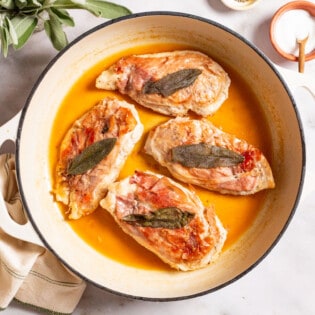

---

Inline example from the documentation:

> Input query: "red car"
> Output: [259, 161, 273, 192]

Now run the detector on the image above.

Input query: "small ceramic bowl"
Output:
[220, 0, 261, 11]
[270, 1, 315, 61]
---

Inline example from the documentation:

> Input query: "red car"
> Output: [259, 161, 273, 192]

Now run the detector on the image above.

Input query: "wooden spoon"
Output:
[297, 35, 309, 73]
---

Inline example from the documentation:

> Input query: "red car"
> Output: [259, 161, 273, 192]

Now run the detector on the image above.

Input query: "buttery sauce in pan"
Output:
[49, 44, 271, 271]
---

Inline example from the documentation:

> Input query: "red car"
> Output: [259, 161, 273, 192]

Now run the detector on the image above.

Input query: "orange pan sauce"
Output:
[49, 43, 271, 271]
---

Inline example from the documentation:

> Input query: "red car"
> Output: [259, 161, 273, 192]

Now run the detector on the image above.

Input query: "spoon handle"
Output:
[297, 37, 308, 73]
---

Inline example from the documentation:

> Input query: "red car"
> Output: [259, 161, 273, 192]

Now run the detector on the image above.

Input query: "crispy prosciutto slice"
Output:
[54, 98, 143, 219]
[100, 171, 227, 271]
[144, 117, 275, 195]
[96, 50, 230, 117]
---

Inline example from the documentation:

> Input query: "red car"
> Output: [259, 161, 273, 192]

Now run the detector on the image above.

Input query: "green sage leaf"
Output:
[44, 9, 68, 50]
[15, 0, 41, 10]
[122, 207, 195, 229]
[67, 137, 117, 175]
[4, 16, 18, 45]
[75, 0, 131, 18]
[10, 16, 37, 49]
[171, 143, 245, 169]
[142, 68, 202, 97]
[0, 24, 10, 57]
[29, 0, 42, 7]
[0, 0, 15, 9]
[50, 7, 75, 27]
[14, 0, 27, 9]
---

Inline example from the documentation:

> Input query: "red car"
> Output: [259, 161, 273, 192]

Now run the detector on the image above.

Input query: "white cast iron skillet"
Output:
[0, 12, 314, 300]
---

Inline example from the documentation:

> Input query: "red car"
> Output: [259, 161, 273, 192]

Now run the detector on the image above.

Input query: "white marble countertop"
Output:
[1, 0, 315, 314]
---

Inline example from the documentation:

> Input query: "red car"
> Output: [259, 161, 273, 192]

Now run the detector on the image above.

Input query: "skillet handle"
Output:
[0, 113, 44, 247]
[276, 66, 315, 201]
[0, 111, 21, 145]
[276, 66, 315, 99]
[0, 193, 44, 246]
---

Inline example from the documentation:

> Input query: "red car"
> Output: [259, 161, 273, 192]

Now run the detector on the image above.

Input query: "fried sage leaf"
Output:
[142, 68, 202, 97]
[67, 138, 117, 175]
[122, 207, 195, 229]
[171, 143, 244, 169]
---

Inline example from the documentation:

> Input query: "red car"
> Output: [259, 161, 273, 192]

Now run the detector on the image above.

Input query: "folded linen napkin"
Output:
[0, 153, 86, 314]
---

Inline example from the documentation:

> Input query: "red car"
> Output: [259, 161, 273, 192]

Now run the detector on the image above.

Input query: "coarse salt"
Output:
[274, 9, 315, 56]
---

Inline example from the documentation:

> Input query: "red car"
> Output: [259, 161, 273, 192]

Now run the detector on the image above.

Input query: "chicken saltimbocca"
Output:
[51, 47, 275, 271]
[96, 50, 230, 117]
[100, 171, 227, 271]
[144, 117, 275, 195]
[54, 98, 143, 219]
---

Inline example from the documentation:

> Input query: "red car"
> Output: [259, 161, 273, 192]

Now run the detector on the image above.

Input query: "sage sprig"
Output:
[0, 0, 131, 57]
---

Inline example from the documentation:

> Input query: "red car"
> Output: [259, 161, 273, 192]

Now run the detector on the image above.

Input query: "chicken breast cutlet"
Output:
[144, 117, 275, 195]
[54, 98, 143, 219]
[96, 50, 230, 117]
[100, 171, 227, 271]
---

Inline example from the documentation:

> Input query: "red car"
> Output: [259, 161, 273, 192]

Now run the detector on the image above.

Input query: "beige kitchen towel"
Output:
[0, 153, 86, 314]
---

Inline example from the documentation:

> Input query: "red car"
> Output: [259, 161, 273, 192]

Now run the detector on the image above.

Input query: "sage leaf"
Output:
[10, 16, 37, 49]
[171, 143, 245, 169]
[67, 137, 117, 175]
[0, 25, 9, 57]
[44, 9, 68, 50]
[0, 0, 15, 10]
[15, 0, 27, 9]
[122, 207, 195, 229]
[4, 16, 18, 45]
[15, 0, 41, 10]
[76, 0, 132, 18]
[29, 0, 42, 7]
[50, 7, 75, 27]
[142, 68, 202, 97]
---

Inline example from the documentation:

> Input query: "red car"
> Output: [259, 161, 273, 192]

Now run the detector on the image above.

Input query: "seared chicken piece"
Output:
[144, 117, 275, 195]
[100, 171, 227, 271]
[54, 98, 143, 219]
[96, 50, 230, 116]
